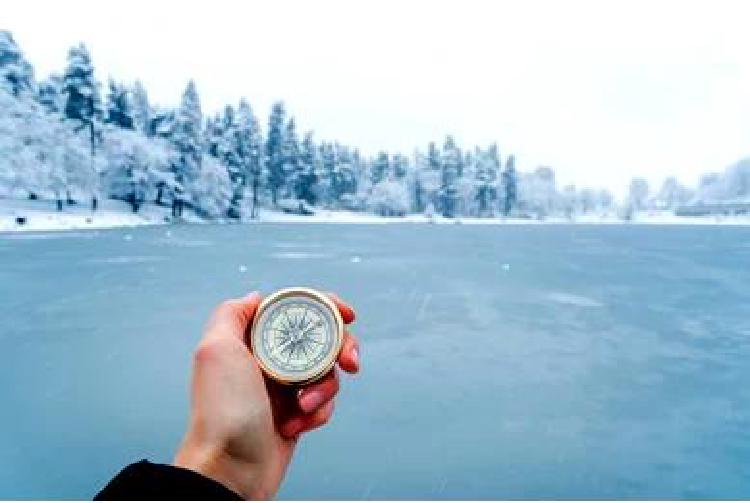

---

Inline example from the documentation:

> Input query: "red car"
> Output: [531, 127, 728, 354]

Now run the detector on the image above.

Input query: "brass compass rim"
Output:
[250, 287, 344, 385]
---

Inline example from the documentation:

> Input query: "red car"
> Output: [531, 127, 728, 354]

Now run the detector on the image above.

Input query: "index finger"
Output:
[326, 292, 356, 324]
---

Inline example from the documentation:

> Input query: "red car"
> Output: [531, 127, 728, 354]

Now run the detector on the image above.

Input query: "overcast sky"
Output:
[4, 0, 750, 195]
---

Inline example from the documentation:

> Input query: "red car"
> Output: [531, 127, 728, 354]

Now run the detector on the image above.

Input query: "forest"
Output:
[1, 30, 748, 222]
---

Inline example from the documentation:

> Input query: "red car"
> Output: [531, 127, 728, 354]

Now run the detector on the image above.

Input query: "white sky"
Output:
[4, 0, 750, 195]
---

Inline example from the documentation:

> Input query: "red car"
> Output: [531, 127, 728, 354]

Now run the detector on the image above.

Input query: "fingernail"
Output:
[300, 389, 325, 413]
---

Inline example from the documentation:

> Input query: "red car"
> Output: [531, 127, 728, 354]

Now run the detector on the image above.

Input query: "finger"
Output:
[326, 292, 356, 324]
[337, 331, 360, 374]
[298, 370, 339, 414]
[281, 399, 336, 438]
[205, 291, 262, 341]
[299, 399, 335, 434]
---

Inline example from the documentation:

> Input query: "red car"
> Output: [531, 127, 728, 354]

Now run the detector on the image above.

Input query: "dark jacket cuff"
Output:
[94, 459, 243, 500]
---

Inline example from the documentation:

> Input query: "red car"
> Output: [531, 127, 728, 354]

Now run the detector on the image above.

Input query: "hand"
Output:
[173, 291, 360, 499]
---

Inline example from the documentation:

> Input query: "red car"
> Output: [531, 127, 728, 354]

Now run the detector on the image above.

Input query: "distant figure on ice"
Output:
[95, 292, 360, 500]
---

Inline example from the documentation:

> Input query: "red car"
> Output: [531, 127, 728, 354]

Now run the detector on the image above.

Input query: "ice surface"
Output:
[1, 224, 750, 499]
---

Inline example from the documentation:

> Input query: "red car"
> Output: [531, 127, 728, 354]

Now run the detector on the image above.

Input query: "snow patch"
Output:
[90, 255, 165, 265]
[271, 251, 331, 260]
[545, 292, 604, 308]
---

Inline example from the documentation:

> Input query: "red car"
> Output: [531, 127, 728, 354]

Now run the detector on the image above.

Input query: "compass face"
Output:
[251, 288, 343, 384]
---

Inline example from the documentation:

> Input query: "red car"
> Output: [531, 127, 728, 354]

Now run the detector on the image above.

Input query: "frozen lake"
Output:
[1, 224, 749, 499]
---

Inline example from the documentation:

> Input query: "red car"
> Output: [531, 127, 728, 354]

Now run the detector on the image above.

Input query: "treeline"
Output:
[2, 30, 747, 221]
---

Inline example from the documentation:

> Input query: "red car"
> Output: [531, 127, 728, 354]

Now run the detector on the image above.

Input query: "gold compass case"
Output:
[249, 287, 344, 385]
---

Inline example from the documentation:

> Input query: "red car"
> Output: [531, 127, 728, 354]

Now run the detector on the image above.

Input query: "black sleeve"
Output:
[94, 459, 243, 500]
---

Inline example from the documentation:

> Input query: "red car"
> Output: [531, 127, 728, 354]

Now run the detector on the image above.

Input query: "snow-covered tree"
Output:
[317, 141, 337, 207]
[170, 80, 203, 215]
[37, 74, 63, 114]
[439, 135, 461, 217]
[371, 151, 389, 185]
[655, 176, 693, 209]
[0, 30, 35, 96]
[370, 179, 409, 216]
[474, 144, 499, 216]
[265, 101, 286, 205]
[392, 153, 408, 180]
[191, 155, 232, 218]
[236, 99, 263, 218]
[333, 144, 357, 203]
[628, 177, 650, 211]
[104, 79, 134, 129]
[130, 80, 151, 134]
[63, 44, 101, 124]
[281, 117, 301, 202]
[518, 166, 557, 218]
[297, 131, 318, 206]
[62, 43, 102, 208]
[101, 127, 172, 212]
[500, 154, 518, 216]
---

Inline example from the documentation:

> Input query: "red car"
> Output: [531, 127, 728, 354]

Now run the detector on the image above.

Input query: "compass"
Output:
[249, 287, 344, 385]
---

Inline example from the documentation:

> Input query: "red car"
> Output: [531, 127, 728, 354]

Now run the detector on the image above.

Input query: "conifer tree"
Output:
[236, 99, 263, 218]
[298, 131, 319, 205]
[281, 117, 301, 201]
[131, 80, 151, 134]
[104, 79, 134, 129]
[265, 101, 286, 205]
[440, 135, 461, 217]
[170, 80, 203, 216]
[0, 30, 35, 96]
[62, 43, 102, 209]
[500, 154, 518, 216]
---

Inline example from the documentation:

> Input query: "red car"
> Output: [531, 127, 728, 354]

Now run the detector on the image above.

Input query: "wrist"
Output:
[174, 436, 269, 500]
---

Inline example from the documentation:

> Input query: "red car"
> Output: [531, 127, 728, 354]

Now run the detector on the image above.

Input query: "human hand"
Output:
[173, 291, 360, 499]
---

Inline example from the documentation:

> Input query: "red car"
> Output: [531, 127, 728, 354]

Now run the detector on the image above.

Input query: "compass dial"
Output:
[250, 288, 344, 384]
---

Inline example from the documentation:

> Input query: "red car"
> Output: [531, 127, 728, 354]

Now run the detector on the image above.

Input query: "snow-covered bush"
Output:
[190, 155, 231, 218]
[369, 179, 409, 217]
[101, 126, 173, 209]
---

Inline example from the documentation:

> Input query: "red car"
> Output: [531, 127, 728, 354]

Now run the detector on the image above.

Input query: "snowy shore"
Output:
[2, 198, 750, 233]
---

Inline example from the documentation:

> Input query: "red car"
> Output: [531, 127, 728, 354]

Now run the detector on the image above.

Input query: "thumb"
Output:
[204, 291, 263, 342]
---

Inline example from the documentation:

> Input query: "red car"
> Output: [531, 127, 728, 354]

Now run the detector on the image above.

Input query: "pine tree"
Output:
[392, 153, 408, 179]
[217, 105, 244, 217]
[104, 79, 134, 129]
[170, 80, 203, 216]
[236, 99, 263, 218]
[440, 135, 461, 217]
[333, 144, 357, 203]
[62, 43, 102, 209]
[298, 131, 319, 205]
[427, 141, 440, 171]
[500, 154, 518, 216]
[318, 142, 337, 207]
[265, 101, 286, 205]
[131, 80, 151, 134]
[281, 117, 301, 202]
[0, 30, 35, 96]
[371, 151, 390, 185]
[475, 143, 499, 216]
[37, 74, 63, 114]
[63, 44, 101, 124]
[203, 113, 222, 158]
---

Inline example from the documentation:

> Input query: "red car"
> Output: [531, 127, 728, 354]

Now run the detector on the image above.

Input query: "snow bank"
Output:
[3, 198, 750, 233]
[0, 198, 174, 232]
